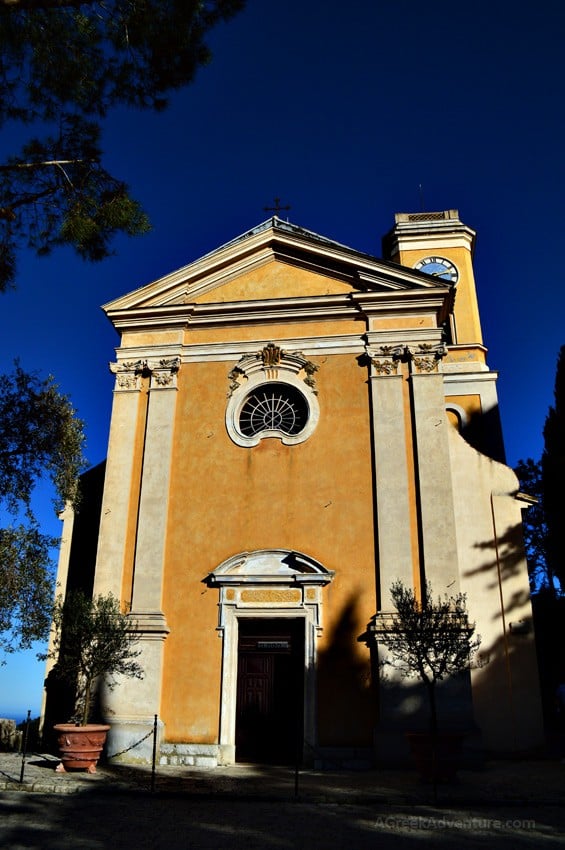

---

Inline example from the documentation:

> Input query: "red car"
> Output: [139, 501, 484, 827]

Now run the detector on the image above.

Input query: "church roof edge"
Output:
[196, 215, 377, 264]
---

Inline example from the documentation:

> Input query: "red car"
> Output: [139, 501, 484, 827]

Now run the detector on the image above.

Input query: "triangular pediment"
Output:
[103, 218, 447, 316]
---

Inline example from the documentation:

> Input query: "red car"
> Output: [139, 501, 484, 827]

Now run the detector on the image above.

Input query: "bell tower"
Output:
[383, 208, 504, 461]
[382, 209, 484, 361]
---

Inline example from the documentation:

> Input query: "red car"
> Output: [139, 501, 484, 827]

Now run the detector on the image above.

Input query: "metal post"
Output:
[19, 710, 31, 784]
[150, 714, 158, 792]
[294, 710, 300, 798]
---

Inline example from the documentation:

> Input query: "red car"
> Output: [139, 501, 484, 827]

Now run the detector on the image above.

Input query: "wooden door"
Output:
[235, 619, 304, 764]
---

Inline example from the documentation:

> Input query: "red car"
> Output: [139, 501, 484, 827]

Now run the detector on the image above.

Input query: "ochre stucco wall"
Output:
[160, 352, 377, 743]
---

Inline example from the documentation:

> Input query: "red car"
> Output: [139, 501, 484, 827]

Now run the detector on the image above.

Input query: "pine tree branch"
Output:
[0, 159, 89, 170]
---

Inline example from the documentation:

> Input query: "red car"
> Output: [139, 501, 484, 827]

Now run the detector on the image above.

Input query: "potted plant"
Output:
[374, 579, 481, 783]
[46, 589, 143, 773]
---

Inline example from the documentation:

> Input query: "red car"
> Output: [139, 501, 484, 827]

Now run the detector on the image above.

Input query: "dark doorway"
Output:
[236, 618, 304, 764]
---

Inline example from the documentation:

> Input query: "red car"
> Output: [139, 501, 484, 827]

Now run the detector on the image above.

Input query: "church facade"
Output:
[46, 210, 543, 766]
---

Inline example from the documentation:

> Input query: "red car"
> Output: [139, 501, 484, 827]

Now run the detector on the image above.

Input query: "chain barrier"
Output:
[107, 714, 159, 792]
[106, 726, 154, 761]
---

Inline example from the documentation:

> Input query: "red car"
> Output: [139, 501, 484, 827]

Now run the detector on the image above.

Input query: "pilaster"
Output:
[365, 342, 414, 608]
[409, 344, 460, 591]
[103, 357, 179, 744]
[93, 360, 145, 597]
[130, 357, 180, 615]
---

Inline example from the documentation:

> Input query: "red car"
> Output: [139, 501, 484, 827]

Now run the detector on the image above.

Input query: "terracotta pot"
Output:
[405, 731, 464, 782]
[53, 723, 110, 774]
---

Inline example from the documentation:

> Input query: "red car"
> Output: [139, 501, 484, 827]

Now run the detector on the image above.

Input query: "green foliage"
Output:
[46, 590, 143, 726]
[378, 580, 481, 686]
[0, 521, 55, 654]
[542, 344, 565, 592]
[0, 362, 86, 656]
[0, 363, 85, 512]
[0, 0, 245, 289]
[376, 580, 481, 733]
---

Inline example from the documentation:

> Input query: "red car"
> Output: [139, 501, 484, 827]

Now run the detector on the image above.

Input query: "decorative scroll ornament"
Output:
[227, 344, 319, 397]
[302, 359, 319, 391]
[227, 366, 245, 397]
[261, 343, 282, 369]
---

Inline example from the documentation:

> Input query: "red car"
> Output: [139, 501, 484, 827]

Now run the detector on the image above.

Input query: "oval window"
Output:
[239, 383, 309, 437]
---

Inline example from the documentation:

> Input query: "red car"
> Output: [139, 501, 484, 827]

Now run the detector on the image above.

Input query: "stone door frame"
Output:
[206, 549, 334, 765]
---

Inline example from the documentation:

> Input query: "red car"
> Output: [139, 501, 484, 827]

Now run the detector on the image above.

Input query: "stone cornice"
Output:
[443, 370, 500, 385]
[113, 328, 457, 367]
[351, 288, 454, 326]
[113, 336, 365, 365]
[128, 611, 170, 637]
[365, 328, 445, 349]
[382, 210, 476, 259]
[106, 286, 454, 336]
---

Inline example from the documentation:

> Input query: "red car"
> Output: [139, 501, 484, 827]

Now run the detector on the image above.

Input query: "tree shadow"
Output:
[42, 461, 106, 750]
[315, 594, 376, 765]
[464, 518, 563, 748]
[467, 522, 533, 619]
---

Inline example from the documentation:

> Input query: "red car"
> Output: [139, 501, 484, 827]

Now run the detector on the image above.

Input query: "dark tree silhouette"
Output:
[542, 344, 565, 593]
[0, 0, 245, 289]
[514, 457, 554, 593]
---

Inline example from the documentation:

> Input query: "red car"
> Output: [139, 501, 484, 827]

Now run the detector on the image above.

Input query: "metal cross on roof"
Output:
[263, 197, 291, 216]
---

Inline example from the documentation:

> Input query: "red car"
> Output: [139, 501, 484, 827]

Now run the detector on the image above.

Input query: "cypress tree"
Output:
[542, 345, 565, 592]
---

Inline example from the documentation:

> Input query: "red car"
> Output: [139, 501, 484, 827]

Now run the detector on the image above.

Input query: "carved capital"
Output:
[366, 344, 405, 378]
[408, 343, 447, 374]
[147, 357, 181, 390]
[109, 359, 146, 392]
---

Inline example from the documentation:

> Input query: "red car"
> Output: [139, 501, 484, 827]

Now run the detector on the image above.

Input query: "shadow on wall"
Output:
[42, 461, 106, 750]
[455, 405, 506, 464]
[363, 623, 476, 764]
[469, 521, 532, 620]
[316, 594, 376, 753]
[363, 517, 544, 759]
[468, 520, 564, 749]
[463, 521, 547, 752]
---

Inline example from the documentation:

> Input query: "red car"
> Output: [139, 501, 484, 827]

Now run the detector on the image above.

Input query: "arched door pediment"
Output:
[206, 549, 334, 586]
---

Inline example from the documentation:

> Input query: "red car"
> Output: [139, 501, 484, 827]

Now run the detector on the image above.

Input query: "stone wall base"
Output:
[159, 743, 219, 768]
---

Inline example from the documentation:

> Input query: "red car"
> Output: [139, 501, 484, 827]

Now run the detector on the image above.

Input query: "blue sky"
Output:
[1, 0, 564, 720]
